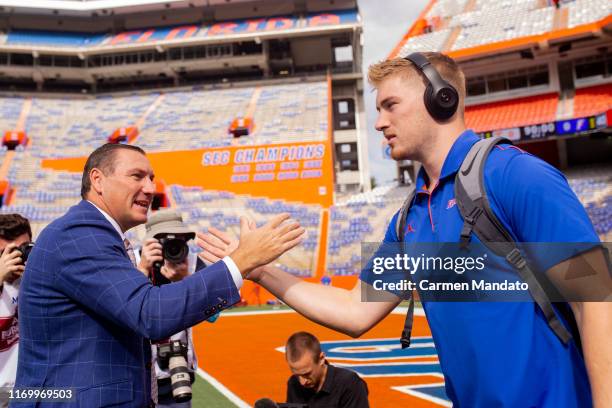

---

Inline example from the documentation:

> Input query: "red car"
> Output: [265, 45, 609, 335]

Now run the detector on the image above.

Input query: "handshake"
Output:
[140, 210, 305, 282]
[197, 212, 305, 280]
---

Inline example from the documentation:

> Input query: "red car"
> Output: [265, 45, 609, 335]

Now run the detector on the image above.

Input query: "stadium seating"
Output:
[0, 96, 24, 132]
[1, 80, 327, 159]
[397, 29, 452, 56]
[250, 82, 328, 144]
[584, 197, 612, 239]
[0, 152, 80, 236]
[137, 88, 250, 151]
[327, 185, 406, 276]
[24, 94, 158, 158]
[399, 29, 451, 57]
[425, 0, 469, 20]
[566, 165, 612, 240]
[419, 0, 555, 52]
[131, 81, 328, 150]
[465, 93, 559, 132]
[407, 0, 610, 54]
[572, 83, 612, 118]
[566, 0, 612, 28]
[451, 6, 554, 50]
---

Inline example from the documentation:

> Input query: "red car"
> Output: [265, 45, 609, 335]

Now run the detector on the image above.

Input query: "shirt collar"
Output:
[86, 200, 126, 241]
[415, 129, 480, 192]
[318, 363, 335, 395]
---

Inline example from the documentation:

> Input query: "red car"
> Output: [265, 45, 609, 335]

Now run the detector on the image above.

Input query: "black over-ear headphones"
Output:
[403, 52, 459, 121]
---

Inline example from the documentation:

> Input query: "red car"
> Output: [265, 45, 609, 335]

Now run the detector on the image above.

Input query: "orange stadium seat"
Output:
[0, 179, 9, 206]
[108, 126, 139, 144]
[573, 83, 612, 118]
[2, 130, 28, 150]
[465, 93, 559, 132]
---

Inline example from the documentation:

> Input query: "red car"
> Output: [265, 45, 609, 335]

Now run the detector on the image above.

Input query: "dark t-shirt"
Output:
[286, 364, 369, 408]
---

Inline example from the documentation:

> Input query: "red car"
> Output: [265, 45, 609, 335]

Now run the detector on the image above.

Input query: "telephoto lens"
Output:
[157, 340, 192, 402]
[169, 354, 192, 402]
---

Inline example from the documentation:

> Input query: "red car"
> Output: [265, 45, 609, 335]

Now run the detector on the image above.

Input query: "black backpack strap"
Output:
[454, 136, 573, 345]
[395, 185, 416, 349]
[400, 295, 415, 349]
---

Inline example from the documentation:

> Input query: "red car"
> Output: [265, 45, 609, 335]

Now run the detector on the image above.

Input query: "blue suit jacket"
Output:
[15, 201, 240, 407]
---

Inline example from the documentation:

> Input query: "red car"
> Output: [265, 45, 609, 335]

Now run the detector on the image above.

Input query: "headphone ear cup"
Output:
[425, 84, 459, 121]
[436, 86, 459, 120]
[423, 83, 439, 120]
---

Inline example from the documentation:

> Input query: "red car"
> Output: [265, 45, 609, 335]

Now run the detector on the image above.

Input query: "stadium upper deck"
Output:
[392, 0, 611, 59]
[385, 0, 611, 138]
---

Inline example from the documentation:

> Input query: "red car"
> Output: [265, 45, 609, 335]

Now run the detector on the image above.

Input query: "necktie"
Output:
[123, 238, 137, 266]
[123, 238, 158, 405]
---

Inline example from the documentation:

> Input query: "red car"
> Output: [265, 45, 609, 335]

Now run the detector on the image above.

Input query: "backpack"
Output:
[395, 136, 574, 348]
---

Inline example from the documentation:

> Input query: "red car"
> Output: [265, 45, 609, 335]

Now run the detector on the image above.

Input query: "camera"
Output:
[254, 399, 308, 408]
[156, 340, 192, 403]
[152, 233, 192, 286]
[16, 242, 34, 265]
[1, 242, 34, 265]
[144, 210, 196, 285]
[156, 234, 190, 264]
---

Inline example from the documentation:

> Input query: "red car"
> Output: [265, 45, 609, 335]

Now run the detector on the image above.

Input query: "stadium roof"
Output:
[0, 0, 302, 16]
[0, 0, 358, 23]
[0, 0, 189, 10]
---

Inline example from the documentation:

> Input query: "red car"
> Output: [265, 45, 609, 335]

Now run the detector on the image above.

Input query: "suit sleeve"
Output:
[53, 220, 240, 340]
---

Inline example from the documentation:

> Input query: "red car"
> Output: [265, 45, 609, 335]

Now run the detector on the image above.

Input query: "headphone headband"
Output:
[403, 52, 459, 121]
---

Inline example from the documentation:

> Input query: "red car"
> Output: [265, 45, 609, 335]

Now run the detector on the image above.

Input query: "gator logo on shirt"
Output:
[0, 316, 19, 352]
[446, 198, 456, 209]
[405, 223, 416, 234]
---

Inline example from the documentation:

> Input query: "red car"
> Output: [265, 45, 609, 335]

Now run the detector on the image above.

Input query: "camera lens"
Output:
[157, 340, 192, 403]
[163, 239, 189, 264]
[169, 355, 192, 402]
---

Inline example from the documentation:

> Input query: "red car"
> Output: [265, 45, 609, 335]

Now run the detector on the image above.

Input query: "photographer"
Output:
[285, 332, 369, 408]
[138, 210, 208, 408]
[0, 214, 32, 408]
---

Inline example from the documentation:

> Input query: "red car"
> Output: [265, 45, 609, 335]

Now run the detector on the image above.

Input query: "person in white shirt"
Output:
[0, 214, 32, 408]
[138, 209, 216, 408]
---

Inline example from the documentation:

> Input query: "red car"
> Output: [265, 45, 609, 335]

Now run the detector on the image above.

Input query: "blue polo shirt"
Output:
[363, 130, 599, 407]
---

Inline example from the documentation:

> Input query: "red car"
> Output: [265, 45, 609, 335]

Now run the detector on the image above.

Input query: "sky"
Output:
[358, 0, 429, 185]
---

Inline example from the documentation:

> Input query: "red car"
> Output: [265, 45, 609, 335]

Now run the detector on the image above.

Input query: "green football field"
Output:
[191, 304, 291, 408]
[191, 374, 238, 408]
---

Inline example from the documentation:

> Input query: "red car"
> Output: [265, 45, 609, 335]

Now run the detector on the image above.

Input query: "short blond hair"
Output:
[368, 52, 466, 116]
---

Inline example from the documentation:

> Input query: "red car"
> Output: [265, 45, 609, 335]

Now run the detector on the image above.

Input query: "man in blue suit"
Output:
[15, 143, 304, 407]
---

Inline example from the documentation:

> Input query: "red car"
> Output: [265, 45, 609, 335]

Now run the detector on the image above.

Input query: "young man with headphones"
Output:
[200, 52, 611, 407]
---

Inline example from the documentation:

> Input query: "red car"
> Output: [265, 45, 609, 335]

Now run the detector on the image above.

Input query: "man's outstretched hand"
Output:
[196, 213, 304, 278]
[197, 226, 242, 264]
